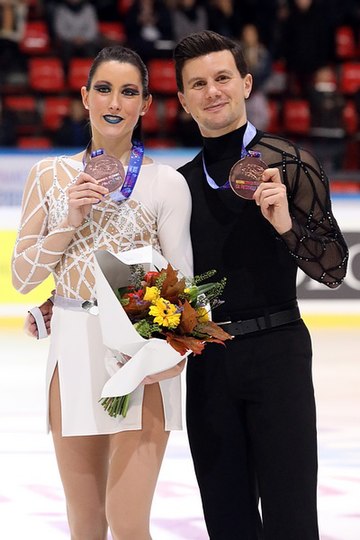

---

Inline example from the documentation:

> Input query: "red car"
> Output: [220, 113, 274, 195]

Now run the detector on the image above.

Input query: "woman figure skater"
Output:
[12, 46, 193, 540]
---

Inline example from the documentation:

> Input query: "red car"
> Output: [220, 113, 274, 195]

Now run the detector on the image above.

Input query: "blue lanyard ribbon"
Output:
[84, 140, 144, 202]
[202, 122, 259, 190]
[111, 140, 144, 202]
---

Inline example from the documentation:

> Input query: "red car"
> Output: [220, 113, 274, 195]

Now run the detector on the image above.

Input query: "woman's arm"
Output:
[11, 159, 77, 293]
[155, 166, 193, 278]
[141, 166, 193, 384]
[12, 159, 109, 294]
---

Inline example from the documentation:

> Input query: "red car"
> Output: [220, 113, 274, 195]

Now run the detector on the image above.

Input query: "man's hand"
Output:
[24, 299, 53, 339]
[253, 167, 292, 235]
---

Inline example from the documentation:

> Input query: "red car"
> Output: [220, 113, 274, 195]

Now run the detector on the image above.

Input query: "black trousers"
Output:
[186, 320, 320, 540]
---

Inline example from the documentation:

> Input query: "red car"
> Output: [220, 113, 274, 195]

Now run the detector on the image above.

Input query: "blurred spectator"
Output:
[308, 65, 346, 172]
[0, 0, 28, 85]
[171, 0, 208, 43]
[53, 0, 101, 75]
[125, 0, 174, 61]
[0, 105, 16, 146]
[280, 0, 336, 97]
[239, 23, 272, 131]
[206, 0, 241, 38]
[325, 0, 360, 50]
[239, 23, 272, 90]
[41, 1, 57, 41]
[54, 98, 90, 148]
[92, 0, 120, 21]
[224, 0, 284, 55]
[246, 88, 270, 132]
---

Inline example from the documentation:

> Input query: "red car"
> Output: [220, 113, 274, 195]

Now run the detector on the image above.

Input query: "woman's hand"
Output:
[141, 359, 187, 385]
[253, 167, 292, 235]
[24, 298, 53, 338]
[65, 172, 109, 228]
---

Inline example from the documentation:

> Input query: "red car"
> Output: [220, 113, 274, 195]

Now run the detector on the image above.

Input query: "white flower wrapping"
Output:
[94, 246, 190, 399]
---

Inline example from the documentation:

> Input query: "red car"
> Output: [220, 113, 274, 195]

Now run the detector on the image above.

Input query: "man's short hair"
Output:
[173, 30, 249, 92]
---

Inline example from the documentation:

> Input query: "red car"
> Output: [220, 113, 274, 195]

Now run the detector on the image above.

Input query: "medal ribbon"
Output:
[202, 122, 260, 190]
[84, 140, 145, 202]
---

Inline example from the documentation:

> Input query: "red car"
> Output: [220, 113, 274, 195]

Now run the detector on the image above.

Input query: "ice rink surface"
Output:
[0, 326, 359, 540]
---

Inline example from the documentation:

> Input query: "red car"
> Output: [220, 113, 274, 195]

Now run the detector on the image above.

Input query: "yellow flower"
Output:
[184, 285, 198, 302]
[149, 298, 181, 328]
[196, 306, 210, 323]
[144, 286, 160, 303]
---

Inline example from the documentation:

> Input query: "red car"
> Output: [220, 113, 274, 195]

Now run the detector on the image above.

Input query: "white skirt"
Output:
[46, 302, 183, 436]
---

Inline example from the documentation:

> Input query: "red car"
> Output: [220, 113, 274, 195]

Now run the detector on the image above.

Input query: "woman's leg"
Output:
[106, 383, 170, 540]
[49, 367, 109, 540]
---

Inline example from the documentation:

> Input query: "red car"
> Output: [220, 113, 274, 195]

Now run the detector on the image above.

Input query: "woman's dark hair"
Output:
[86, 46, 150, 140]
[86, 46, 150, 97]
[173, 30, 249, 92]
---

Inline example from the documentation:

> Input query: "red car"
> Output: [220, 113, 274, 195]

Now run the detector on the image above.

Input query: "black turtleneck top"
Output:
[178, 125, 348, 322]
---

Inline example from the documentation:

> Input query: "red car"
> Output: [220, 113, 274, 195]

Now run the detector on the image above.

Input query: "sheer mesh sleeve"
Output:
[259, 135, 349, 288]
[12, 159, 76, 294]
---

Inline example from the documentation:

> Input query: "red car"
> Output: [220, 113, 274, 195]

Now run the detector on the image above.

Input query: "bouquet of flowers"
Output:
[94, 247, 232, 418]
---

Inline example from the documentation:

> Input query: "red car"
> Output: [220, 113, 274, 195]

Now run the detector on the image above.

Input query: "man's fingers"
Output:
[24, 318, 38, 338]
[261, 167, 282, 183]
[254, 183, 287, 205]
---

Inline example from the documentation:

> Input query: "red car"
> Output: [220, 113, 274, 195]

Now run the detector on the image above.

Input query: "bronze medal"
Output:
[229, 155, 267, 200]
[84, 153, 125, 193]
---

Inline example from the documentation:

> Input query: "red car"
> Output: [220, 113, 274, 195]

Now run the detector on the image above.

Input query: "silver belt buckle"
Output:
[81, 300, 99, 315]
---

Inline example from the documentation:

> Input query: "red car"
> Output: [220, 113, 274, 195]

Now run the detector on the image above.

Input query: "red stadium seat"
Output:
[4, 95, 37, 112]
[145, 137, 177, 148]
[266, 99, 281, 133]
[117, 0, 133, 14]
[142, 98, 179, 134]
[17, 136, 52, 149]
[28, 57, 65, 92]
[142, 101, 160, 133]
[339, 62, 360, 94]
[68, 58, 93, 92]
[343, 100, 358, 134]
[20, 20, 51, 55]
[335, 26, 357, 59]
[99, 21, 126, 44]
[148, 59, 177, 94]
[42, 97, 71, 130]
[3, 95, 40, 134]
[283, 99, 310, 134]
[163, 98, 179, 132]
[331, 181, 360, 193]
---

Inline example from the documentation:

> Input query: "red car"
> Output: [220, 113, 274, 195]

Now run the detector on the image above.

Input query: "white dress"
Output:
[12, 154, 193, 436]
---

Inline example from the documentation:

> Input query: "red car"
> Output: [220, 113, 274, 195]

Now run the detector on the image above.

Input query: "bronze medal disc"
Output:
[84, 154, 125, 193]
[229, 155, 267, 200]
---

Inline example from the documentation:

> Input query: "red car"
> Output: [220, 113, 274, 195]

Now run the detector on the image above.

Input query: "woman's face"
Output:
[81, 60, 151, 143]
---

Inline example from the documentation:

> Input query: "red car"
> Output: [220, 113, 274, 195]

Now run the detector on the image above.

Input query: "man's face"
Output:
[177, 50, 252, 138]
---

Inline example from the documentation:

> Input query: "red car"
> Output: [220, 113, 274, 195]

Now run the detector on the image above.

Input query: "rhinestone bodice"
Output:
[12, 155, 193, 300]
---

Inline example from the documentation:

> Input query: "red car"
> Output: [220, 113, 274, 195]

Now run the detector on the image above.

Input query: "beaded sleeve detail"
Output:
[255, 134, 348, 288]
[12, 156, 193, 300]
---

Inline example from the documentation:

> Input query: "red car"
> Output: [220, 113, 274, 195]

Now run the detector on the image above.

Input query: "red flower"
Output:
[123, 288, 144, 301]
[143, 271, 160, 286]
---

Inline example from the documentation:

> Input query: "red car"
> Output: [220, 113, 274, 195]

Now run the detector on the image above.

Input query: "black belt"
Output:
[217, 306, 301, 336]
